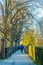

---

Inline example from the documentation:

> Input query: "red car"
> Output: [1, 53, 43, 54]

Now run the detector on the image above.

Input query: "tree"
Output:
[21, 30, 35, 46]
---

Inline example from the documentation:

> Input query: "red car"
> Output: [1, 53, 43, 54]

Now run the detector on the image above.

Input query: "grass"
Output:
[34, 60, 41, 65]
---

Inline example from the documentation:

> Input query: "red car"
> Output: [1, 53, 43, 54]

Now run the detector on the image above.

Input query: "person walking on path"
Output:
[20, 44, 24, 53]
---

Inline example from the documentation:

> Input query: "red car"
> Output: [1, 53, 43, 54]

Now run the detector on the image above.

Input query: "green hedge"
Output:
[35, 46, 43, 65]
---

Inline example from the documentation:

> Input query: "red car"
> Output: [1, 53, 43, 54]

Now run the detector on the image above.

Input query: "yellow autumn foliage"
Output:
[21, 31, 35, 46]
[6, 40, 11, 48]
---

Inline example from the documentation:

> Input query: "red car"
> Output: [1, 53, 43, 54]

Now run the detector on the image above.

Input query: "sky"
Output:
[0, 0, 43, 19]
[0, 0, 4, 5]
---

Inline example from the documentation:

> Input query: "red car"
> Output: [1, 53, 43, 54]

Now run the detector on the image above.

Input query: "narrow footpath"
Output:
[0, 50, 36, 65]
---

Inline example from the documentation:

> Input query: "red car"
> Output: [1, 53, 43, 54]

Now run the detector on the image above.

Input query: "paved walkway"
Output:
[0, 50, 36, 65]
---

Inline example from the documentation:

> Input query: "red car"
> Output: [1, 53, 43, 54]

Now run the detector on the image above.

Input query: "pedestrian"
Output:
[20, 44, 24, 53]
